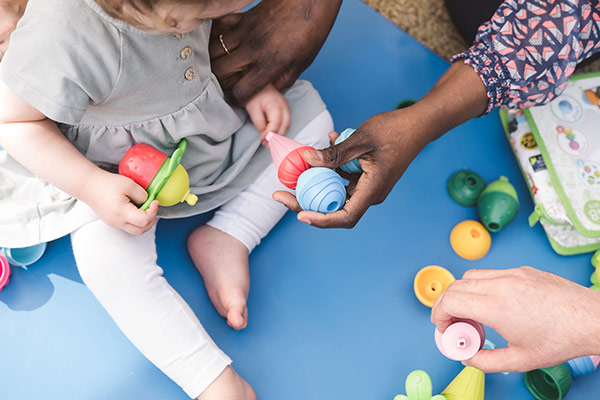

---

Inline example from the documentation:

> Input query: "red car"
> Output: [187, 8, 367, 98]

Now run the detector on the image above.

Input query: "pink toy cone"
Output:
[265, 132, 305, 169]
[265, 131, 315, 189]
[441, 366, 485, 400]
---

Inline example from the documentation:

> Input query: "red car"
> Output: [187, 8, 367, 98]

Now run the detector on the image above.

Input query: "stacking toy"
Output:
[591, 250, 600, 290]
[393, 370, 446, 400]
[333, 128, 362, 174]
[414, 265, 455, 307]
[1, 243, 47, 267]
[296, 167, 346, 213]
[441, 366, 485, 400]
[566, 355, 600, 377]
[591, 269, 599, 291]
[449, 220, 491, 260]
[0, 253, 10, 292]
[119, 139, 198, 210]
[447, 170, 485, 207]
[592, 248, 600, 268]
[396, 99, 417, 109]
[477, 176, 519, 232]
[524, 364, 572, 400]
[265, 131, 314, 189]
[435, 318, 485, 361]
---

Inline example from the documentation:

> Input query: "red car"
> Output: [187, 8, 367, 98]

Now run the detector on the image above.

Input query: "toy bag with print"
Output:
[500, 72, 600, 255]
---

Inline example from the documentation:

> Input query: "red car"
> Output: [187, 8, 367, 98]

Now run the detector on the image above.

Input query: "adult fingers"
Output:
[209, 14, 243, 59]
[465, 348, 528, 373]
[302, 133, 372, 169]
[296, 172, 376, 228]
[461, 268, 519, 280]
[431, 290, 491, 330]
[272, 190, 303, 212]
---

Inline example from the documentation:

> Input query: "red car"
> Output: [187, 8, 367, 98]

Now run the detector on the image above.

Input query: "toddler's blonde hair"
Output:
[95, 0, 200, 27]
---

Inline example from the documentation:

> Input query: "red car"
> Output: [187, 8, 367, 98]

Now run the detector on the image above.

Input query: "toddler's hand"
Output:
[81, 169, 158, 235]
[245, 84, 290, 145]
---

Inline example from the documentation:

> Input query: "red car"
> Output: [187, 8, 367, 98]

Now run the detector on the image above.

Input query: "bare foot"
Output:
[197, 366, 257, 400]
[188, 225, 250, 330]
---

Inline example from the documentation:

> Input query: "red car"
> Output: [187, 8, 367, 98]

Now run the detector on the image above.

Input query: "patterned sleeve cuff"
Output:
[450, 40, 512, 116]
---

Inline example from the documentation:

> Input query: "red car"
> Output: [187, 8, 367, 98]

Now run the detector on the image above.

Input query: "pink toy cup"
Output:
[0, 253, 10, 292]
[435, 318, 485, 361]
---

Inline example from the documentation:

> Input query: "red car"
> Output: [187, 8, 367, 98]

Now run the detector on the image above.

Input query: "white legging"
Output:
[71, 109, 333, 398]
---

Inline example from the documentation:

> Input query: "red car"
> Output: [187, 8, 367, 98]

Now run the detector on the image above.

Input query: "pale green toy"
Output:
[393, 370, 447, 400]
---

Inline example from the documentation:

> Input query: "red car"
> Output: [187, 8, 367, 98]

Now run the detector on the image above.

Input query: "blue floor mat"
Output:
[2, 0, 599, 399]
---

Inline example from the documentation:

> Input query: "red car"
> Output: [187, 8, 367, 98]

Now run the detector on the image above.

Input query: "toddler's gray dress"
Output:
[0, 0, 327, 247]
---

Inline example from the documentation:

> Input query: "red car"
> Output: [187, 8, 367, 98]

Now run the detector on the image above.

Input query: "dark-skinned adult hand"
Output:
[273, 62, 489, 228]
[431, 267, 600, 373]
[209, 0, 342, 107]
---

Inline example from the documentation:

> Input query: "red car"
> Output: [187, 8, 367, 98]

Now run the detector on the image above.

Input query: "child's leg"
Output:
[188, 109, 333, 330]
[71, 219, 254, 399]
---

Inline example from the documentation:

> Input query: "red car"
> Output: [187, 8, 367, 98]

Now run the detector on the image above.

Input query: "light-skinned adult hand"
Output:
[209, 0, 342, 106]
[273, 62, 489, 228]
[431, 266, 600, 373]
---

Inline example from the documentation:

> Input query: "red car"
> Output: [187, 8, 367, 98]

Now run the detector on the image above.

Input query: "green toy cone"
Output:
[441, 366, 485, 400]
[524, 364, 572, 400]
[477, 176, 519, 232]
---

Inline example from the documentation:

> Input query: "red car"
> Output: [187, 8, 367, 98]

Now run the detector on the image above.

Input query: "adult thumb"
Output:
[465, 348, 522, 373]
[302, 138, 368, 170]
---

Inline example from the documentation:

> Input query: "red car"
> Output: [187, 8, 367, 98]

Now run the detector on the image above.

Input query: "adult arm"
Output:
[209, 0, 342, 106]
[274, 61, 489, 228]
[431, 267, 600, 373]
[275, 0, 600, 228]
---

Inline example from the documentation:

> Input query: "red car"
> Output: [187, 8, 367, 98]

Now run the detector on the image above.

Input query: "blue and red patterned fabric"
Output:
[452, 0, 600, 114]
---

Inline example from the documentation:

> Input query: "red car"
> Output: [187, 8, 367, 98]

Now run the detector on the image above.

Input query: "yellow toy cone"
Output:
[441, 366, 485, 400]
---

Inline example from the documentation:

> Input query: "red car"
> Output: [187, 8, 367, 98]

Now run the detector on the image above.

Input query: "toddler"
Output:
[0, 0, 332, 398]
[0, 0, 25, 59]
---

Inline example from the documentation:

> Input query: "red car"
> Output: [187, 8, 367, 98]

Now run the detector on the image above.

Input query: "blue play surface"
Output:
[2, 1, 599, 399]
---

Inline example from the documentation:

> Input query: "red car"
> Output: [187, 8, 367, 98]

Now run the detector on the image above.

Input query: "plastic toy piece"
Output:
[441, 366, 485, 400]
[393, 370, 447, 400]
[296, 167, 346, 213]
[449, 220, 491, 261]
[566, 355, 600, 377]
[524, 364, 572, 400]
[447, 170, 486, 207]
[1, 243, 47, 267]
[591, 248, 600, 268]
[333, 128, 363, 174]
[265, 131, 314, 189]
[396, 99, 417, 109]
[0, 253, 10, 292]
[435, 318, 485, 361]
[477, 176, 519, 232]
[414, 265, 455, 307]
[119, 139, 198, 210]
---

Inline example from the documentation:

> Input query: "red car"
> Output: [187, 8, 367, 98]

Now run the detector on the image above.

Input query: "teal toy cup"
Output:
[1, 243, 47, 267]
